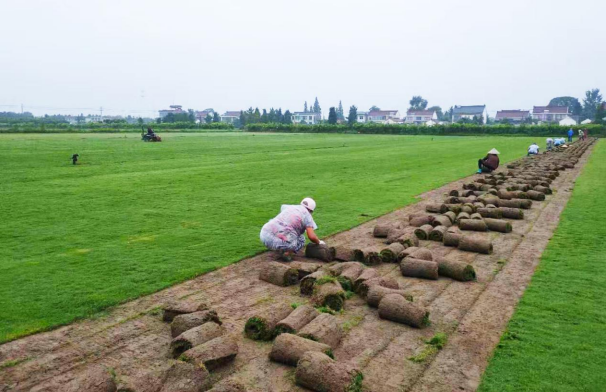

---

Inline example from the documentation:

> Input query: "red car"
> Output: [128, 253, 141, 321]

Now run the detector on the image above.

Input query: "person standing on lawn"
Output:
[260, 197, 323, 261]
[568, 128, 574, 142]
[477, 148, 500, 173]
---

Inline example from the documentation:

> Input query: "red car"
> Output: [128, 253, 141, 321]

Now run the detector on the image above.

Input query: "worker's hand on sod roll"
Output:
[319, 240, 326, 245]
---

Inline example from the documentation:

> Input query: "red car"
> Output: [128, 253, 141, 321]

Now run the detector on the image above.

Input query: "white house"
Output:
[292, 112, 321, 125]
[559, 116, 577, 126]
[495, 110, 530, 124]
[220, 111, 240, 123]
[452, 105, 488, 123]
[581, 119, 593, 124]
[195, 109, 215, 122]
[356, 111, 369, 123]
[405, 110, 438, 125]
[532, 106, 569, 123]
[368, 110, 400, 123]
[159, 105, 184, 119]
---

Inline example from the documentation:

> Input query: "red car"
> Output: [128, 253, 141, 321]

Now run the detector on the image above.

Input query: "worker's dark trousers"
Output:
[478, 159, 493, 173]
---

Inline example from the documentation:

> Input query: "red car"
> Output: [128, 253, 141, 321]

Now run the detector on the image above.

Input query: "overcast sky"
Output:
[1, 0, 604, 117]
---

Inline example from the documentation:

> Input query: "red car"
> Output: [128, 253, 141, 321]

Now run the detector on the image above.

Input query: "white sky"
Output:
[1, 0, 604, 117]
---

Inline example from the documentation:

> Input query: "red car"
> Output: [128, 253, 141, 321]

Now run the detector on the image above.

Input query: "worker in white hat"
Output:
[477, 148, 500, 173]
[259, 197, 324, 261]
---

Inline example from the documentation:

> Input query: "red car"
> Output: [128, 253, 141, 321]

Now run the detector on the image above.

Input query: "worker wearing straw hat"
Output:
[260, 197, 323, 261]
[477, 148, 500, 173]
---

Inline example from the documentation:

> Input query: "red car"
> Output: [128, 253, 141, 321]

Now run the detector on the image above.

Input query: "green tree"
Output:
[188, 109, 196, 122]
[337, 101, 344, 120]
[409, 96, 428, 110]
[204, 114, 213, 124]
[137, 117, 143, 126]
[313, 97, 321, 114]
[283, 110, 293, 124]
[594, 102, 606, 124]
[261, 109, 268, 123]
[369, 105, 380, 111]
[213, 112, 221, 123]
[239, 111, 246, 127]
[304, 101, 308, 112]
[582, 89, 603, 120]
[328, 107, 337, 124]
[443, 106, 454, 122]
[253, 108, 261, 123]
[164, 113, 175, 123]
[347, 105, 358, 125]
[548, 96, 582, 116]
[427, 106, 443, 119]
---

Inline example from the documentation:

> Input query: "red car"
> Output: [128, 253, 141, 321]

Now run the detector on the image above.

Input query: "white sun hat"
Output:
[301, 197, 316, 212]
[488, 148, 500, 155]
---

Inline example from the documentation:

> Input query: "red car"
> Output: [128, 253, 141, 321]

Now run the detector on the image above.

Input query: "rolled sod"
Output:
[397, 246, 420, 261]
[534, 185, 552, 195]
[443, 211, 457, 223]
[367, 285, 412, 308]
[270, 333, 333, 366]
[275, 305, 319, 335]
[461, 205, 474, 214]
[444, 196, 460, 204]
[333, 246, 356, 262]
[477, 208, 503, 219]
[163, 300, 208, 323]
[363, 250, 382, 266]
[289, 261, 322, 280]
[425, 203, 448, 213]
[339, 263, 365, 286]
[380, 243, 406, 263]
[484, 218, 512, 233]
[179, 335, 238, 371]
[456, 212, 470, 222]
[373, 224, 391, 238]
[159, 360, 211, 392]
[414, 224, 433, 240]
[459, 219, 488, 232]
[470, 213, 483, 220]
[259, 261, 299, 287]
[409, 215, 435, 227]
[429, 225, 447, 242]
[445, 204, 462, 214]
[432, 215, 452, 228]
[526, 190, 546, 201]
[65, 366, 116, 392]
[449, 189, 460, 197]
[497, 190, 515, 200]
[352, 268, 379, 292]
[356, 276, 399, 298]
[244, 303, 293, 341]
[297, 313, 343, 349]
[295, 352, 363, 392]
[171, 310, 221, 338]
[411, 247, 433, 261]
[394, 232, 419, 248]
[400, 257, 438, 280]
[435, 257, 476, 282]
[311, 281, 346, 311]
[458, 236, 493, 254]
[510, 191, 529, 199]
[378, 293, 430, 328]
[328, 261, 365, 276]
[170, 321, 225, 358]
[498, 207, 524, 220]
[443, 231, 462, 247]
[305, 243, 335, 262]
[300, 270, 328, 296]
[497, 198, 532, 209]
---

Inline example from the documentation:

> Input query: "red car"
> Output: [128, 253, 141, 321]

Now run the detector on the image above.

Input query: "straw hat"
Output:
[487, 148, 500, 155]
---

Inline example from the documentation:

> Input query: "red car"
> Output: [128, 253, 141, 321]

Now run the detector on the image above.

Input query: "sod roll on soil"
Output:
[275, 304, 319, 335]
[162, 300, 208, 323]
[305, 243, 335, 262]
[409, 214, 435, 227]
[339, 263, 365, 287]
[373, 224, 394, 238]
[180, 335, 238, 371]
[380, 242, 406, 263]
[297, 313, 343, 349]
[394, 232, 419, 248]
[352, 268, 379, 291]
[459, 219, 488, 232]
[311, 280, 346, 311]
[171, 310, 221, 338]
[458, 235, 493, 254]
[484, 218, 512, 233]
[414, 224, 433, 240]
[378, 293, 430, 328]
[429, 225, 447, 242]
[270, 333, 333, 366]
[367, 285, 412, 308]
[425, 203, 448, 213]
[170, 321, 225, 358]
[357, 276, 399, 298]
[300, 269, 328, 296]
[259, 262, 299, 287]
[244, 302, 293, 341]
[353, 248, 381, 265]
[443, 211, 457, 223]
[443, 231, 462, 247]
[526, 190, 546, 201]
[400, 257, 439, 280]
[159, 360, 210, 392]
[333, 246, 356, 262]
[289, 261, 321, 280]
[477, 208, 503, 219]
[499, 207, 524, 219]
[295, 352, 363, 392]
[435, 257, 476, 281]
[432, 215, 453, 228]
[410, 247, 433, 261]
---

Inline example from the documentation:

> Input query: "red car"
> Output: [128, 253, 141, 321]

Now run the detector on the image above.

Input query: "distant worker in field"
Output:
[260, 197, 324, 262]
[147, 127, 155, 136]
[578, 128, 583, 141]
[71, 154, 79, 165]
[477, 148, 500, 174]
[527, 142, 539, 156]
[568, 128, 574, 142]
[546, 137, 554, 151]
[583, 128, 588, 140]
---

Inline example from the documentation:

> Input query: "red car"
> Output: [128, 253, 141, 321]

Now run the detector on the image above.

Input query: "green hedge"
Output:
[0, 122, 236, 133]
[244, 123, 606, 137]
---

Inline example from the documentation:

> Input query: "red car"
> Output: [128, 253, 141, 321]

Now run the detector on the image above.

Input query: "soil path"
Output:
[0, 143, 594, 392]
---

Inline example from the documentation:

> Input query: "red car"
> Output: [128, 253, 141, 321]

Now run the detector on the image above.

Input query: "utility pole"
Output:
[21, 104, 23, 114]
[100, 106, 103, 121]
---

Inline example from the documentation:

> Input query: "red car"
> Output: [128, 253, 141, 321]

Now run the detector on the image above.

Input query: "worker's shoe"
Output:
[476, 169, 482, 174]
[278, 250, 293, 262]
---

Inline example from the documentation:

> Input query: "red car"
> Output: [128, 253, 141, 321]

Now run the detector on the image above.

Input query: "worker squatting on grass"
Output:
[260, 197, 324, 262]
[477, 148, 500, 174]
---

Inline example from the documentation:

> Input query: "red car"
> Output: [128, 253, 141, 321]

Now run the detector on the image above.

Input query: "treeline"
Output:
[0, 122, 234, 133]
[239, 107, 293, 127]
[244, 122, 606, 137]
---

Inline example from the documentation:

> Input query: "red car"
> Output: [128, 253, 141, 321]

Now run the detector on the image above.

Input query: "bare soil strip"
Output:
[0, 144, 594, 392]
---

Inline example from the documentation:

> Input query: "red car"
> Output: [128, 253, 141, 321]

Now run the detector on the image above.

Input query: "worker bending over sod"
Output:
[477, 148, 500, 173]
[260, 197, 324, 262]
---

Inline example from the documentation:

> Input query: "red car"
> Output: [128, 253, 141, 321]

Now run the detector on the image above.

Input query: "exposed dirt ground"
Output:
[0, 143, 594, 392]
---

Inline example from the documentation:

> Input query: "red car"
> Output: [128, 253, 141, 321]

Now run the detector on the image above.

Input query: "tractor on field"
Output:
[141, 127, 162, 142]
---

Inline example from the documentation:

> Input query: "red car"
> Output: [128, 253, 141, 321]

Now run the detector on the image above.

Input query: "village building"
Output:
[495, 110, 530, 124]
[452, 105, 488, 123]
[368, 110, 400, 123]
[531, 106, 569, 123]
[405, 110, 438, 125]
[220, 111, 241, 123]
[158, 105, 184, 119]
[292, 112, 321, 125]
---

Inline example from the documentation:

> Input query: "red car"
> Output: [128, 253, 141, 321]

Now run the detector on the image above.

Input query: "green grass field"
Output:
[0, 132, 537, 342]
[479, 140, 606, 392]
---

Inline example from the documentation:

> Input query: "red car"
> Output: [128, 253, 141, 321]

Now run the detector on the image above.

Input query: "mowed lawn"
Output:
[0, 132, 537, 342]
[479, 140, 606, 391]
